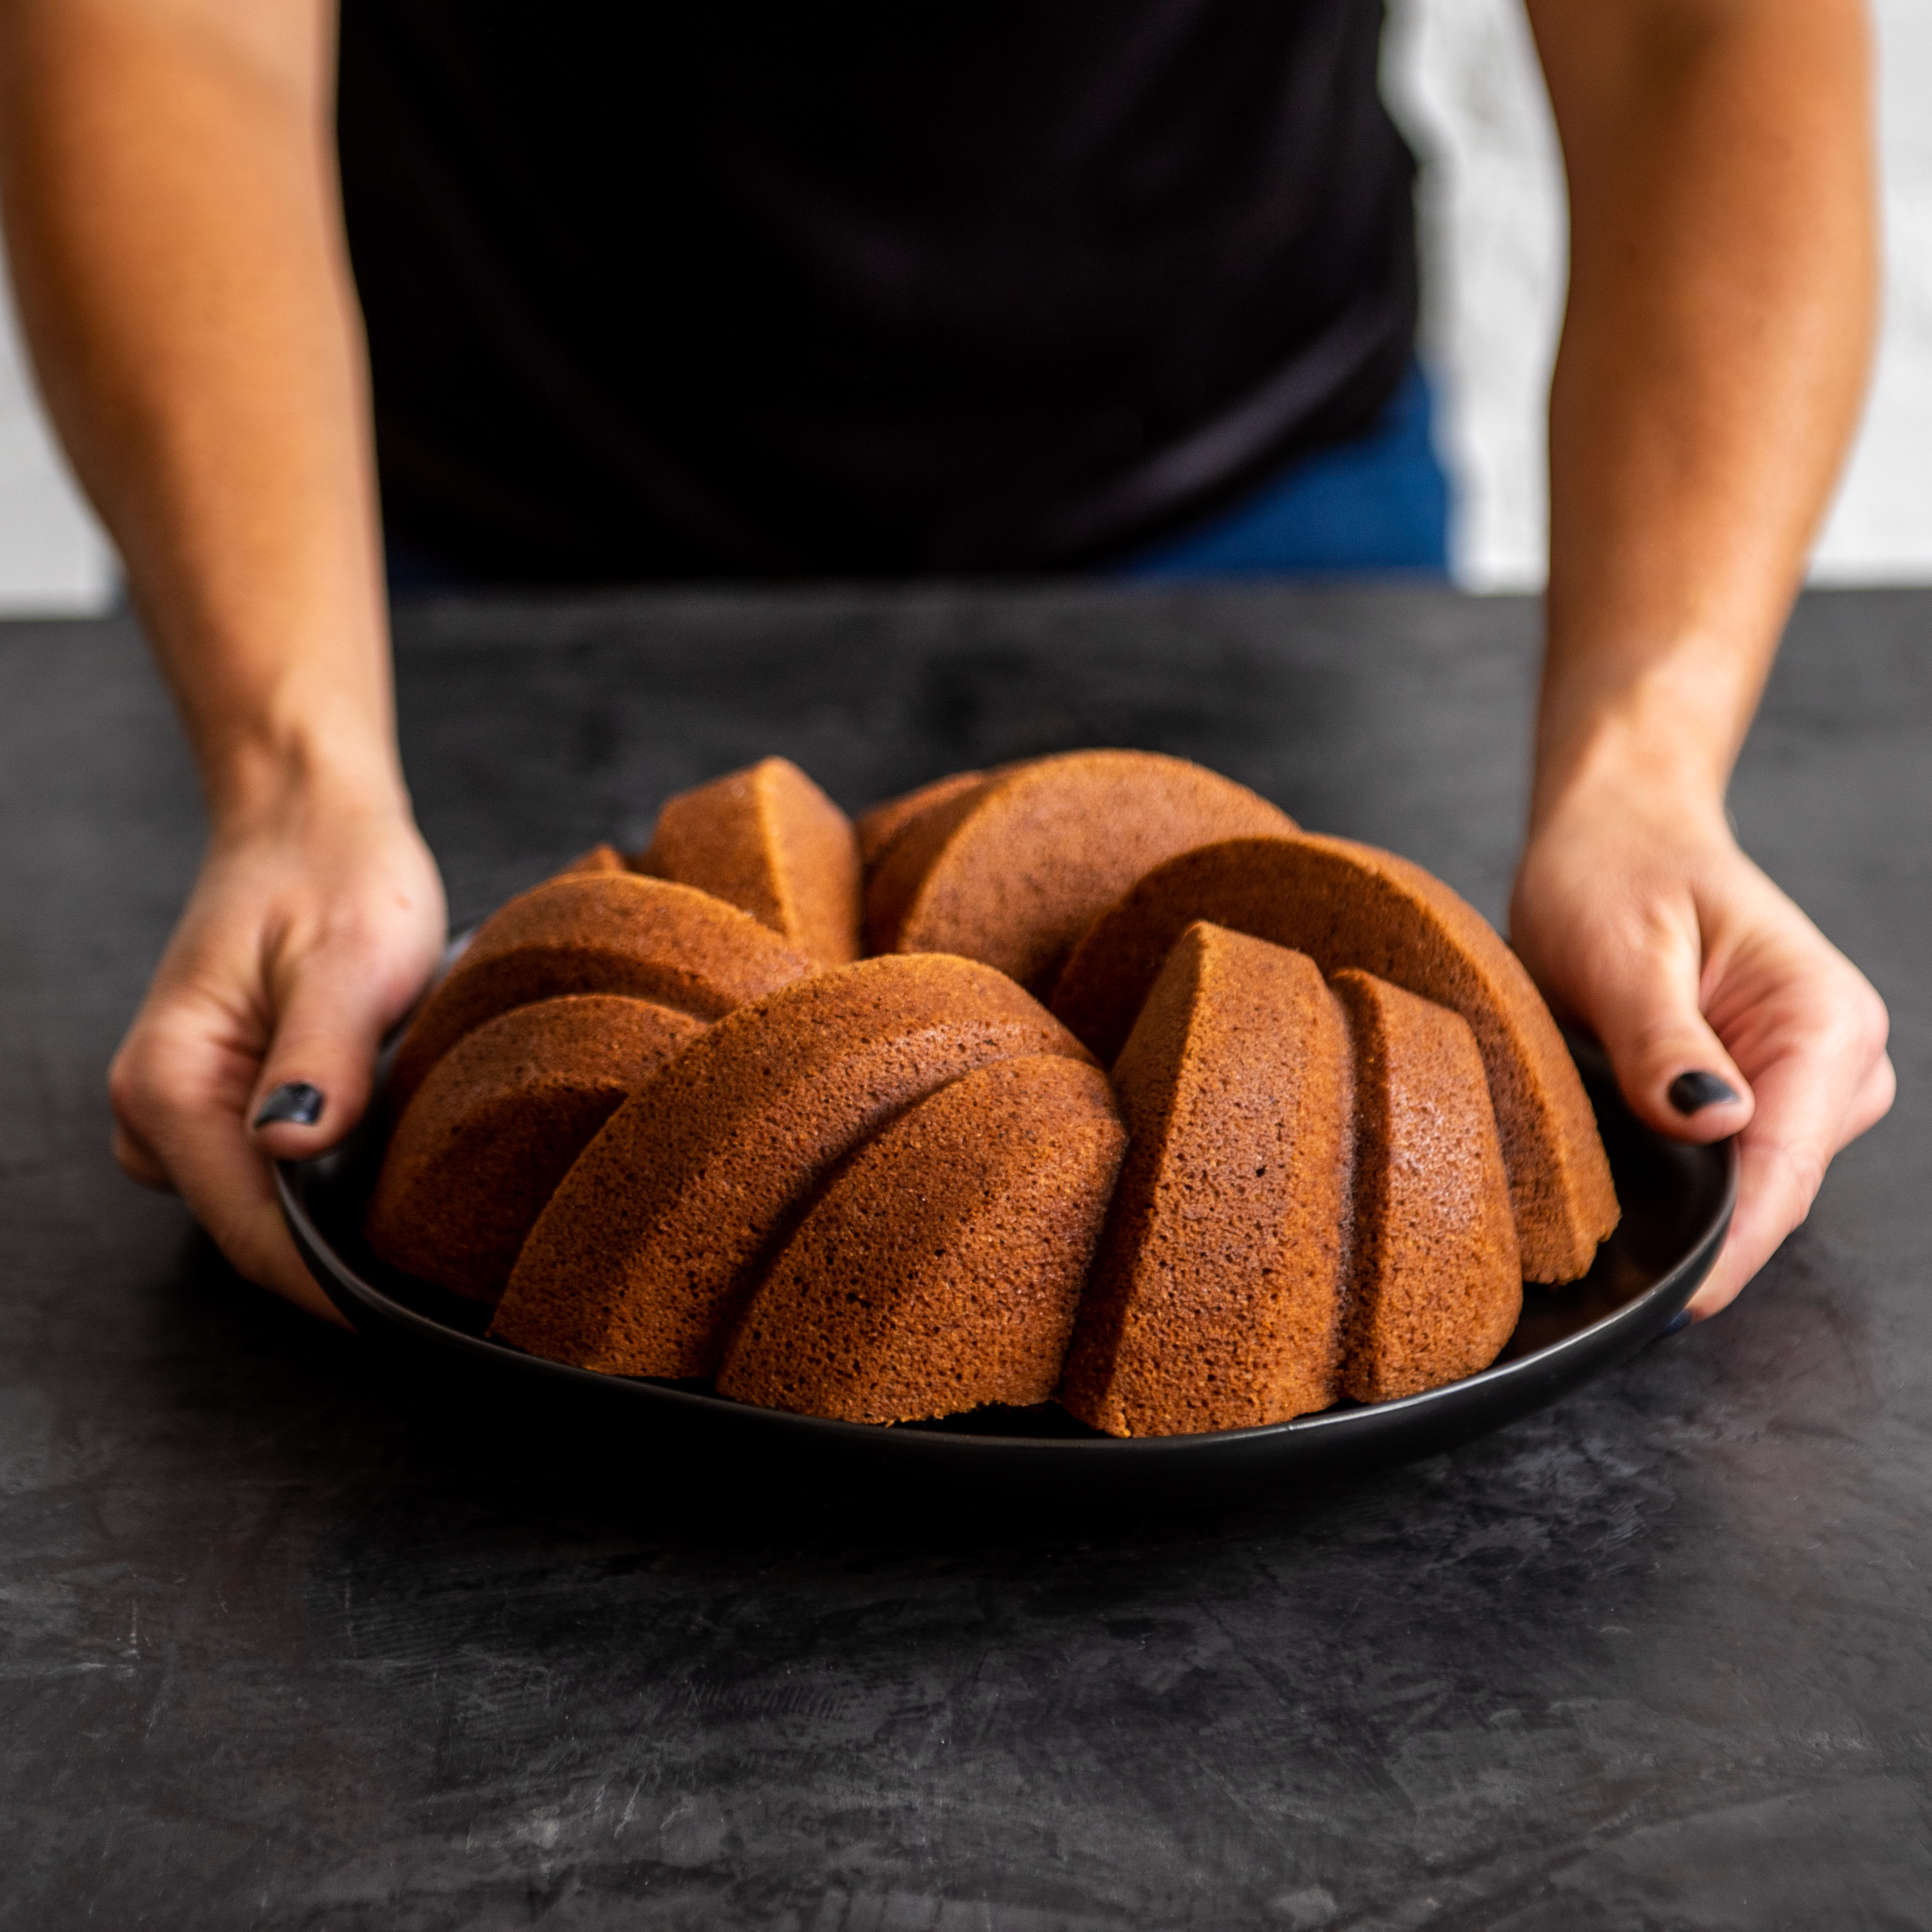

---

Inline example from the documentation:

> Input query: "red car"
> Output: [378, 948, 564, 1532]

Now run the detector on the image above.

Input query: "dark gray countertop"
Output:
[1, 584, 1927, 1930]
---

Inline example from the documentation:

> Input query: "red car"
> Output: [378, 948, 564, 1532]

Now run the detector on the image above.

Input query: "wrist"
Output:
[1530, 737, 1733, 849]
[1529, 644, 1756, 841]
[202, 712, 412, 844]
[138, 581, 403, 835]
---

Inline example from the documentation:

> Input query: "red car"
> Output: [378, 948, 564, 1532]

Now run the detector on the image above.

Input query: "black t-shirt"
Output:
[336, 2, 1417, 580]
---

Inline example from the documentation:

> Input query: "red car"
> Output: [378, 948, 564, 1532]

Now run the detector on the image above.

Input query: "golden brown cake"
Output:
[717, 1055, 1126, 1423]
[634, 756, 862, 964]
[1050, 832, 1618, 1282]
[1329, 970, 1521, 1401]
[386, 871, 811, 1112]
[364, 995, 703, 1303]
[366, 750, 1618, 1436]
[488, 955, 1095, 1378]
[863, 749, 1296, 994]
[1057, 925, 1354, 1436]
[853, 769, 987, 873]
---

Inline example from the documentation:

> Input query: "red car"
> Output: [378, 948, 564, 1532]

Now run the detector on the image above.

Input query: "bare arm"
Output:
[0, 0, 392, 807]
[1516, 0, 1893, 1314]
[0, 0, 443, 1321]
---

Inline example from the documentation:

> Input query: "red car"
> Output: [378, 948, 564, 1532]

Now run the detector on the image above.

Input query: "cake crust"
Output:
[1331, 969, 1522, 1401]
[864, 750, 1295, 994]
[388, 871, 811, 1111]
[718, 1055, 1126, 1424]
[1058, 924, 1353, 1437]
[635, 756, 862, 964]
[365, 994, 703, 1302]
[490, 955, 1095, 1378]
[854, 770, 987, 874]
[1051, 833, 1619, 1282]
[555, 842, 626, 877]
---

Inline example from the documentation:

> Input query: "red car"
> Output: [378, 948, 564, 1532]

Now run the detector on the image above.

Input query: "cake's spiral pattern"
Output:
[367, 751, 1619, 1436]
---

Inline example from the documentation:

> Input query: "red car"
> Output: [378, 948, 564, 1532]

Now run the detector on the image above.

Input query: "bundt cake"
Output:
[635, 756, 863, 965]
[367, 750, 1617, 1436]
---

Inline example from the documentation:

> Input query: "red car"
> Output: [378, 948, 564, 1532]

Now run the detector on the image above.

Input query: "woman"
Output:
[0, 0, 1892, 1327]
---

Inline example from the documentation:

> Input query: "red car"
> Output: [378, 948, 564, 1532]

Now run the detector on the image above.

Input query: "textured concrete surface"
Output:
[1, 582, 1927, 1928]
[0, 3, 1928, 611]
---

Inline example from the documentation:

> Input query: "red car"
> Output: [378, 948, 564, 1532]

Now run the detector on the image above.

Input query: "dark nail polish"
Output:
[254, 1081, 324, 1130]
[1668, 1069, 1739, 1116]
[1660, 1309, 1692, 1337]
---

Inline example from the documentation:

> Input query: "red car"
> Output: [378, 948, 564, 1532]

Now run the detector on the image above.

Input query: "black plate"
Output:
[280, 1036, 1733, 1501]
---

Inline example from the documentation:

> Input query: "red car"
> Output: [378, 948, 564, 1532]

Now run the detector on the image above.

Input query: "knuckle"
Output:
[108, 1017, 199, 1119]
[106, 1038, 162, 1127]
[1806, 979, 1889, 1072]
[1850, 982, 1891, 1060]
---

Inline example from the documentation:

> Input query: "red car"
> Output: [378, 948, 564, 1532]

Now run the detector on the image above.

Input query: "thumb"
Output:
[1586, 920, 1754, 1145]
[247, 935, 420, 1162]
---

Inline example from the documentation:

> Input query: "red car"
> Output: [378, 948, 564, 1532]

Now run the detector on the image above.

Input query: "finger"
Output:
[186, 1133, 357, 1331]
[1684, 1011, 1890, 1321]
[115, 1014, 355, 1328]
[112, 1122, 175, 1192]
[1582, 913, 1754, 1146]
[1687, 1134, 1825, 1320]
[246, 935, 413, 1162]
[191, 1124, 356, 1329]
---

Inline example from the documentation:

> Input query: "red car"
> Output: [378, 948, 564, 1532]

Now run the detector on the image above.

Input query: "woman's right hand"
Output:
[109, 770, 447, 1325]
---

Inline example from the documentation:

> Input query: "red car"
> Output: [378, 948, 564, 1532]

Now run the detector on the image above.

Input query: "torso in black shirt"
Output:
[337, 1, 1417, 581]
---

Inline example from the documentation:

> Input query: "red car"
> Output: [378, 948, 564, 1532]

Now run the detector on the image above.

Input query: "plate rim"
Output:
[276, 1113, 1737, 1464]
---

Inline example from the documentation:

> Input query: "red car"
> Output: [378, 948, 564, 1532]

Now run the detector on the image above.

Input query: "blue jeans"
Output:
[1118, 361, 1449, 579]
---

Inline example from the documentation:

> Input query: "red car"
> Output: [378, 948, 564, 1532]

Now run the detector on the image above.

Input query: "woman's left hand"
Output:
[1510, 781, 1893, 1319]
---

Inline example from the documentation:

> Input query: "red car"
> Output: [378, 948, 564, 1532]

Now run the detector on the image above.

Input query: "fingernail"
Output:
[254, 1081, 325, 1130]
[1660, 1309, 1692, 1337]
[1668, 1070, 1739, 1116]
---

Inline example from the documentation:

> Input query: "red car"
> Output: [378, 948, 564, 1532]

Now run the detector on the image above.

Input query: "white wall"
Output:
[1385, 0, 1932, 590]
[1383, 0, 1564, 591]
[0, 259, 116, 612]
[1814, 0, 1932, 582]
[0, 0, 1927, 611]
